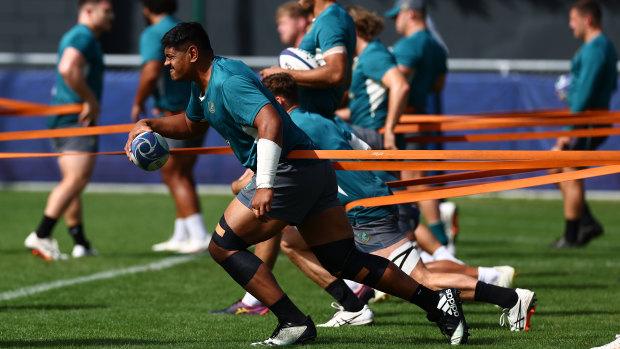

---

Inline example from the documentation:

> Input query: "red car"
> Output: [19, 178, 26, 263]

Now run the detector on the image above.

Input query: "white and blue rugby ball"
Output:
[554, 74, 572, 102]
[130, 131, 170, 171]
[278, 47, 319, 70]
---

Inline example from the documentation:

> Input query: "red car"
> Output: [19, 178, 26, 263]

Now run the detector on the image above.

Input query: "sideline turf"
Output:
[1, 191, 619, 348]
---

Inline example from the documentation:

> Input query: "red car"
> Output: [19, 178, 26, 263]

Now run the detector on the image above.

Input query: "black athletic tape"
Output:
[212, 215, 251, 251]
[220, 250, 263, 286]
[311, 238, 389, 288]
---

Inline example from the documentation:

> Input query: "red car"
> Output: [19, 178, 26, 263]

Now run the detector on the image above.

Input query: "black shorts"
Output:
[236, 160, 341, 225]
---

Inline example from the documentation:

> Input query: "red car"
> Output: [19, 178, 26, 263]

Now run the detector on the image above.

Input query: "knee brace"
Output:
[311, 238, 389, 288]
[213, 216, 261, 286]
[212, 215, 250, 251]
[388, 241, 420, 275]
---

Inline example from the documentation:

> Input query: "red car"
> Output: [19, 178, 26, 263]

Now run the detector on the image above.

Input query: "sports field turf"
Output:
[1, 190, 619, 348]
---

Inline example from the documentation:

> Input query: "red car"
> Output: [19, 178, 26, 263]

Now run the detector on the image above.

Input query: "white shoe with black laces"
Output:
[500, 288, 537, 331]
[317, 303, 374, 327]
[433, 288, 469, 345]
[251, 316, 316, 346]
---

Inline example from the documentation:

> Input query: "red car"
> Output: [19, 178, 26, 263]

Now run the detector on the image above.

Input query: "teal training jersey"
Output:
[349, 40, 397, 130]
[49, 24, 104, 128]
[568, 34, 618, 113]
[140, 15, 191, 112]
[298, 3, 356, 118]
[392, 29, 447, 110]
[185, 57, 315, 170]
[289, 108, 396, 224]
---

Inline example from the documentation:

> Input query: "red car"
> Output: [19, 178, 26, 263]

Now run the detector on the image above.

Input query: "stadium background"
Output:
[1, 0, 619, 189]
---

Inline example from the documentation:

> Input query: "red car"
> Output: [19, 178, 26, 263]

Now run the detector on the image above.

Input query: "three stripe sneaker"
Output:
[500, 288, 537, 331]
[433, 288, 469, 345]
[251, 316, 316, 346]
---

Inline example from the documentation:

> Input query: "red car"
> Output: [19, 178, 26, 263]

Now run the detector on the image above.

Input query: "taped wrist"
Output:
[256, 138, 281, 189]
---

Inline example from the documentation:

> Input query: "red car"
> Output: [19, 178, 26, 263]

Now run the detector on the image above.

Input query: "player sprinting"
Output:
[125, 22, 468, 346]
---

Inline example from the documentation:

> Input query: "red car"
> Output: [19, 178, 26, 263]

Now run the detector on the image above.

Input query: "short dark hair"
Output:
[161, 22, 213, 56]
[139, 0, 177, 14]
[78, 0, 105, 8]
[262, 73, 299, 105]
[571, 0, 602, 27]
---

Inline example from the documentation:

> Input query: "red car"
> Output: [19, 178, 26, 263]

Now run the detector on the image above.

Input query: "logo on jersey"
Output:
[208, 101, 215, 114]
[358, 231, 370, 243]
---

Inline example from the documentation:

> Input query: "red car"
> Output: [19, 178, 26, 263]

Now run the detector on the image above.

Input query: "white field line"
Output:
[0, 255, 197, 301]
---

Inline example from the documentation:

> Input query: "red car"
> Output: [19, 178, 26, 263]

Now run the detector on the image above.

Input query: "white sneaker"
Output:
[24, 232, 68, 261]
[72, 244, 98, 258]
[439, 201, 459, 244]
[591, 334, 620, 349]
[177, 235, 211, 254]
[152, 238, 188, 252]
[500, 288, 537, 331]
[493, 266, 516, 288]
[368, 290, 390, 304]
[317, 303, 374, 327]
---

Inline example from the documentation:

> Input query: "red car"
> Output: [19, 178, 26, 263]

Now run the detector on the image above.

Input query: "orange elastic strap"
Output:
[0, 97, 49, 109]
[389, 114, 620, 133]
[405, 126, 620, 143]
[0, 104, 83, 116]
[345, 165, 620, 210]
[397, 109, 611, 124]
[0, 146, 233, 159]
[287, 149, 620, 161]
[0, 124, 134, 141]
[331, 159, 620, 171]
[385, 169, 541, 188]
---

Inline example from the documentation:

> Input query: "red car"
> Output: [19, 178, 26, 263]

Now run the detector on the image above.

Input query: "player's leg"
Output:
[402, 169, 448, 245]
[551, 167, 584, 248]
[26, 153, 96, 260]
[297, 205, 469, 344]
[280, 226, 372, 327]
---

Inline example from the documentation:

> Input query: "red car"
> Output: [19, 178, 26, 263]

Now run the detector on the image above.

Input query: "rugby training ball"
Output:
[554, 74, 571, 102]
[130, 131, 170, 171]
[278, 47, 319, 70]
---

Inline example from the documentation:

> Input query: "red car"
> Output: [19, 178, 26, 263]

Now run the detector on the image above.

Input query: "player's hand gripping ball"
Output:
[130, 131, 170, 171]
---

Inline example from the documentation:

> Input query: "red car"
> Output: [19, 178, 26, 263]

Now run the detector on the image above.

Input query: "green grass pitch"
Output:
[0, 191, 619, 348]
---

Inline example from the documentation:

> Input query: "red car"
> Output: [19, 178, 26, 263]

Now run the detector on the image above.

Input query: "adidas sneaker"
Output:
[317, 303, 374, 327]
[500, 288, 537, 331]
[433, 288, 469, 345]
[251, 316, 316, 346]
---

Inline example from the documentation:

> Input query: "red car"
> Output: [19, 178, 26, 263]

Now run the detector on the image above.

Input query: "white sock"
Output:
[171, 218, 189, 242]
[432, 245, 464, 265]
[183, 213, 210, 241]
[478, 266, 501, 284]
[241, 292, 262, 307]
[344, 279, 362, 293]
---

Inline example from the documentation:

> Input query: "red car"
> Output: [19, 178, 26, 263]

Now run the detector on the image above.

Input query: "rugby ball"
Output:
[554, 74, 571, 102]
[130, 131, 170, 171]
[278, 47, 319, 70]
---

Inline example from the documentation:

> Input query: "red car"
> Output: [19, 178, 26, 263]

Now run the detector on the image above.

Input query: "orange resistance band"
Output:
[405, 126, 620, 143]
[344, 165, 620, 210]
[0, 124, 134, 141]
[0, 146, 233, 159]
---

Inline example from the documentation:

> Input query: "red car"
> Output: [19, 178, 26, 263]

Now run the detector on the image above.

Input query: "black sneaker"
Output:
[251, 316, 316, 346]
[578, 220, 603, 245]
[549, 236, 582, 249]
[431, 288, 469, 345]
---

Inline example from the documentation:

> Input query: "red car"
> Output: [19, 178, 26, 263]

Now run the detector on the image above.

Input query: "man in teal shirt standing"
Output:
[385, 0, 452, 250]
[550, 0, 617, 248]
[132, 0, 211, 254]
[25, 0, 114, 261]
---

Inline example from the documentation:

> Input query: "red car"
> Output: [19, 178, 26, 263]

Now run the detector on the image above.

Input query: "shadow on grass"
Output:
[0, 339, 185, 348]
[0, 304, 106, 312]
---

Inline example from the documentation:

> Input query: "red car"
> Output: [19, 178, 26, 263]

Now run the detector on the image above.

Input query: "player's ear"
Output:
[188, 45, 199, 63]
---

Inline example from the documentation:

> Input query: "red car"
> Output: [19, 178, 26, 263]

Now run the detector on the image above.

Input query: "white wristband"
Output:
[256, 138, 282, 189]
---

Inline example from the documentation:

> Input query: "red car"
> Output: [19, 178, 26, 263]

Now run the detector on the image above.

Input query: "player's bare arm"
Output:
[132, 60, 162, 122]
[381, 67, 410, 150]
[260, 46, 348, 88]
[58, 46, 100, 127]
[251, 103, 284, 221]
